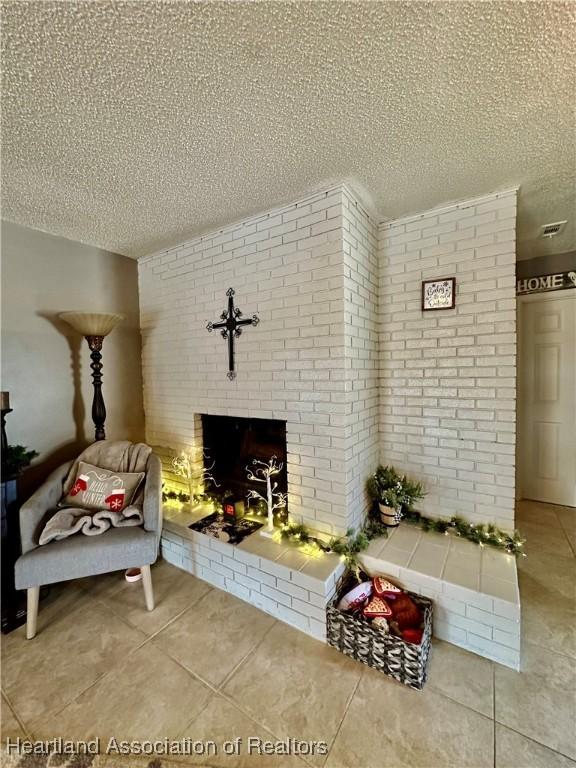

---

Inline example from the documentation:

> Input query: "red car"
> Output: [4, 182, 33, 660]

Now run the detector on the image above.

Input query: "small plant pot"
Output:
[379, 503, 402, 527]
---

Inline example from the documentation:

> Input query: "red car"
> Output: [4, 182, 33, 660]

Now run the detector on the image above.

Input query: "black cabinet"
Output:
[1, 479, 26, 633]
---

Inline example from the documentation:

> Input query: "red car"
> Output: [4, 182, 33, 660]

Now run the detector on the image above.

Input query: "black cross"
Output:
[206, 288, 260, 380]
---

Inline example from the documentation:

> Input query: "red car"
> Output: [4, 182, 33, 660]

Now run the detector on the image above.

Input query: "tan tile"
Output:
[154, 588, 275, 687]
[408, 539, 449, 578]
[33, 642, 211, 742]
[327, 666, 493, 767]
[495, 724, 576, 768]
[427, 639, 494, 717]
[564, 528, 576, 556]
[237, 534, 287, 561]
[2, 601, 146, 726]
[101, 756, 193, 768]
[516, 502, 563, 529]
[442, 562, 480, 590]
[100, 560, 212, 636]
[444, 544, 481, 572]
[554, 506, 576, 534]
[361, 536, 388, 559]
[481, 549, 518, 583]
[35, 578, 96, 630]
[176, 692, 307, 767]
[223, 622, 362, 764]
[519, 569, 576, 658]
[518, 551, 576, 602]
[480, 574, 518, 602]
[517, 521, 574, 559]
[276, 546, 310, 571]
[385, 525, 421, 553]
[78, 568, 132, 598]
[299, 552, 342, 582]
[495, 642, 576, 759]
[1, 693, 27, 740]
[373, 545, 412, 568]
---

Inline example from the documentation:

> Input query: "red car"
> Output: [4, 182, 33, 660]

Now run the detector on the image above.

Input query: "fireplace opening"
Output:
[200, 414, 288, 518]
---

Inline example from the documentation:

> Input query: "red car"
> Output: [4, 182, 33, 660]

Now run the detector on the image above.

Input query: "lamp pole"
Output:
[86, 336, 106, 441]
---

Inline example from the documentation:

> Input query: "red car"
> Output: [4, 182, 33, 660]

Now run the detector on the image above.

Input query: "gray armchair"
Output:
[14, 442, 162, 639]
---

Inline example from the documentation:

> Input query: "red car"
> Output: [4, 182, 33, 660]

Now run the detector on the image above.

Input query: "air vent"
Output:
[541, 220, 567, 238]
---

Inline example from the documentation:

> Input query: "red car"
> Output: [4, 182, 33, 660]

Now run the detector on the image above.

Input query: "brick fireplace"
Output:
[138, 184, 521, 666]
[139, 185, 380, 538]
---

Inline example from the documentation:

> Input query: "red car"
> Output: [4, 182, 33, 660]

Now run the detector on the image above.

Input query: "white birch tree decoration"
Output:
[246, 456, 287, 536]
[172, 451, 219, 503]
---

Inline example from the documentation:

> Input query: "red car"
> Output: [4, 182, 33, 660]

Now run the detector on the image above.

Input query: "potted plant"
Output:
[2, 444, 38, 481]
[367, 465, 425, 528]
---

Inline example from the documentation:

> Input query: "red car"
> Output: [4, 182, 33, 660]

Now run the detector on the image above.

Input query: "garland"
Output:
[400, 509, 525, 556]
[163, 489, 191, 504]
[278, 507, 525, 575]
[162, 487, 525, 563]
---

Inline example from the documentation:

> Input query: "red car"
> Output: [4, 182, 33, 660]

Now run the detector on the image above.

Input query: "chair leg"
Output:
[26, 587, 40, 639]
[141, 565, 154, 611]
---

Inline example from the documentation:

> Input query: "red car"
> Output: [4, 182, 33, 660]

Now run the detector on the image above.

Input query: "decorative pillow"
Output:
[363, 596, 393, 619]
[373, 576, 403, 599]
[60, 461, 145, 513]
[337, 581, 373, 611]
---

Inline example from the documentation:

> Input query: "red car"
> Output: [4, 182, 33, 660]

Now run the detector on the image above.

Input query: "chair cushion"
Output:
[15, 526, 158, 589]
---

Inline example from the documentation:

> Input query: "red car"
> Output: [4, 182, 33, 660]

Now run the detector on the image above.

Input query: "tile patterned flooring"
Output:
[1, 500, 575, 767]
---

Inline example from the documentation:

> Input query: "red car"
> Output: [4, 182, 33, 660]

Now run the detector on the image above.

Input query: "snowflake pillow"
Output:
[60, 461, 145, 513]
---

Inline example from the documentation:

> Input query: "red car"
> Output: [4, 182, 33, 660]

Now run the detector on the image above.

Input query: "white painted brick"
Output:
[250, 591, 281, 617]
[247, 566, 276, 588]
[379, 190, 517, 530]
[466, 632, 520, 670]
[276, 604, 311, 632]
[261, 584, 292, 608]
[309, 617, 327, 641]
[225, 579, 251, 602]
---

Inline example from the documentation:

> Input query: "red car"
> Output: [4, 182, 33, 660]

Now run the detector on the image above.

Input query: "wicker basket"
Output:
[326, 575, 433, 690]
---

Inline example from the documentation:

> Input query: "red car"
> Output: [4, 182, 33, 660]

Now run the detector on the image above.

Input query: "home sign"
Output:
[516, 271, 576, 296]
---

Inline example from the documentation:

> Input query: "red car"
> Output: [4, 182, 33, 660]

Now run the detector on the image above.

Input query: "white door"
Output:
[520, 292, 576, 506]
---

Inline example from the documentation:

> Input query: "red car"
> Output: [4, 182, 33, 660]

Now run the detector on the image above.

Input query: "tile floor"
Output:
[1, 500, 575, 768]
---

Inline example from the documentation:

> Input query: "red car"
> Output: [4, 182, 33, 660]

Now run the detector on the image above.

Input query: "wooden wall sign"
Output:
[422, 277, 456, 311]
[516, 271, 576, 296]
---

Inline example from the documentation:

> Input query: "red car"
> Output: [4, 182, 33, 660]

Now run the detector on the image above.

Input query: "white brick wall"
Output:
[161, 522, 345, 641]
[140, 185, 518, 533]
[140, 185, 379, 536]
[379, 190, 518, 529]
[342, 190, 380, 530]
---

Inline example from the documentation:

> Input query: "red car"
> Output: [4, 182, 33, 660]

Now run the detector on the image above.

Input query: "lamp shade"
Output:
[59, 311, 125, 337]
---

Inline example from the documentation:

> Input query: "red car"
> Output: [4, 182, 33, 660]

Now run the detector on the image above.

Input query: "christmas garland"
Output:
[278, 507, 524, 574]
[400, 509, 525, 556]
[162, 488, 525, 562]
[163, 489, 191, 504]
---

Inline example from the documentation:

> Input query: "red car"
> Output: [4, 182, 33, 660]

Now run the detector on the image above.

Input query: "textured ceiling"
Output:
[1, 1, 575, 260]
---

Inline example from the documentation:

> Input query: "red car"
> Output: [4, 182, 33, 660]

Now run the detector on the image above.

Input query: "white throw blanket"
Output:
[39, 440, 152, 545]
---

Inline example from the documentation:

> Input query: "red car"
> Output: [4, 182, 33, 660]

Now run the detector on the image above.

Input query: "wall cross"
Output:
[206, 288, 260, 380]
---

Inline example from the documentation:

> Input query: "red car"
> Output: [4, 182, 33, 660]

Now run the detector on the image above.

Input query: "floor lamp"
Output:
[59, 312, 125, 441]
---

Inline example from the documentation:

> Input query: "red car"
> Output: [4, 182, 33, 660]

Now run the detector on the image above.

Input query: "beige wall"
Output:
[1, 221, 145, 494]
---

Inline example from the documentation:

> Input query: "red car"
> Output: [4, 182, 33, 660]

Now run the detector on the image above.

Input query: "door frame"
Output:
[516, 289, 576, 501]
